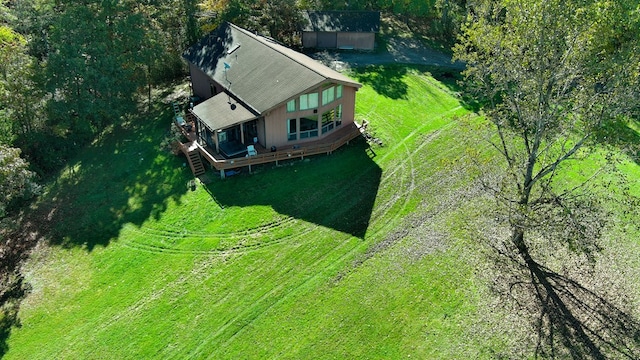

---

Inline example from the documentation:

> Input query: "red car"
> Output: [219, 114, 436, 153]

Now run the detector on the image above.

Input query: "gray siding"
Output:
[190, 63, 213, 99]
[337, 32, 375, 50]
[302, 32, 317, 48]
[302, 32, 375, 50]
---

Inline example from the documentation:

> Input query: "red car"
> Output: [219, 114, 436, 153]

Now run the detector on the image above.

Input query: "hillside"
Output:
[2, 65, 639, 359]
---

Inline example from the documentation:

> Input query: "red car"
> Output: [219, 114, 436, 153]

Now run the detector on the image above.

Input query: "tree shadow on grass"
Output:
[350, 64, 481, 112]
[492, 248, 640, 359]
[18, 105, 192, 251]
[526, 262, 640, 359]
[203, 138, 381, 239]
[351, 64, 410, 100]
[0, 274, 30, 359]
[0, 103, 194, 356]
[597, 117, 640, 166]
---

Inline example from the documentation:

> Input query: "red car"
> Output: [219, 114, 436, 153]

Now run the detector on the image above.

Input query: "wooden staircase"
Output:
[187, 147, 206, 176]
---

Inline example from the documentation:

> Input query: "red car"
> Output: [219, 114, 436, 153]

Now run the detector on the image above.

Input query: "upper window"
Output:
[286, 99, 296, 112]
[299, 93, 318, 110]
[336, 85, 343, 99]
[322, 87, 335, 106]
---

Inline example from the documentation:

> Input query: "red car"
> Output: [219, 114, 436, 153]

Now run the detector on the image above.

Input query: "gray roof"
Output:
[183, 22, 361, 115]
[192, 92, 257, 131]
[302, 11, 380, 33]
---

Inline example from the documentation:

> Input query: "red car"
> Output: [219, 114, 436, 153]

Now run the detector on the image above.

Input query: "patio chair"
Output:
[247, 145, 257, 156]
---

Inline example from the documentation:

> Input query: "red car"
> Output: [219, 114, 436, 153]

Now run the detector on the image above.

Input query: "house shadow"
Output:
[202, 138, 381, 239]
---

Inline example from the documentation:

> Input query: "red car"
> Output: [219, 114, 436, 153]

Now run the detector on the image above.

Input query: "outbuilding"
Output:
[301, 11, 380, 51]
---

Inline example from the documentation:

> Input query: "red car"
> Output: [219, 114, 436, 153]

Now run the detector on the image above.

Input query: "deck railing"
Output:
[177, 122, 364, 178]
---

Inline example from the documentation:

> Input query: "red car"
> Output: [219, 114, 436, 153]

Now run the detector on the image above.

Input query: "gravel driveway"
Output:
[309, 36, 465, 72]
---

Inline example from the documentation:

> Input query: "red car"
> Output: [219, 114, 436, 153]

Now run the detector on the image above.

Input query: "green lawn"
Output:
[3, 66, 638, 359]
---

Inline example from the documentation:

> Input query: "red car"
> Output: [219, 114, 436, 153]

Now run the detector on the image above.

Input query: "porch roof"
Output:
[192, 92, 257, 131]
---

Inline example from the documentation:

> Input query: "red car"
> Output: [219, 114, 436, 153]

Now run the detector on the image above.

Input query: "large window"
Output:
[336, 84, 343, 99]
[299, 115, 318, 139]
[321, 105, 343, 134]
[287, 118, 297, 141]
[321, 109, 335, 134]
[299, 93, 318, 110]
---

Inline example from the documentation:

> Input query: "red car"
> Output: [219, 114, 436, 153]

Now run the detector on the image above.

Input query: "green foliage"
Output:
[43, 1, 149, 136]
[0, 145, 38, 218]
[200, 0, 305, 46]
[0, 0, 206, 175]
[4, 0, 56, 61]
[0, 25, 25, 144]
[136, 0, 200, 83]
[454, 0, 640, 239]
[0, 22, 46, 147]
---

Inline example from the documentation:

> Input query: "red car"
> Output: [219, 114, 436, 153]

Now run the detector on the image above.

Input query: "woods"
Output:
[0, 0, 199, 176]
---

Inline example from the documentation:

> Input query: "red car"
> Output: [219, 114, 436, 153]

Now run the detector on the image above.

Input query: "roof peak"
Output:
[226, 22, 358, 88]
[183, 22, 360, 114]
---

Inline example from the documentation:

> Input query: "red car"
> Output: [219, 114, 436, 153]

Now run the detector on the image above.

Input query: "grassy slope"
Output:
[4, 66, 638, 359]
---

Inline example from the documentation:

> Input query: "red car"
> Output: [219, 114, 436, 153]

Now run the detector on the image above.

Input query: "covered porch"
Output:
[190, 92, 261, 158]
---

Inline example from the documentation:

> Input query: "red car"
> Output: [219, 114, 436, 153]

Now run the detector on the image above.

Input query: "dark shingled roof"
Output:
[302, 11, 380, 33]
[183, 22, 361, 115]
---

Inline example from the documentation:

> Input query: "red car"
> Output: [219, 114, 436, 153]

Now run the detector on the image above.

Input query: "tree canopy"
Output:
[455, 0, 640, 357]
[0, 145, 38, 218]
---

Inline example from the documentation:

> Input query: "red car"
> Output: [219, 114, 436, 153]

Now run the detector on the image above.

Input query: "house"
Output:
[301, 11, 380, 51]
[180, 22, 363, 177]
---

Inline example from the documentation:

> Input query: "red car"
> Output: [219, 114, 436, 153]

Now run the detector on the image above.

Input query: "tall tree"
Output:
[43, 0, 151, 141]
[0, 23, 44, 142]
[136, 0, 201, 82]
[199, 0, 304, 46]
[0, 25, 26, 145]
[455, 0, 640, 357]
[0, 145, 38, 219]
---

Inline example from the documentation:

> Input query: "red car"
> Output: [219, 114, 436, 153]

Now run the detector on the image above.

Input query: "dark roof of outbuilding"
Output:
[301, 11, 381, 33]
[183, 22, 361, 115]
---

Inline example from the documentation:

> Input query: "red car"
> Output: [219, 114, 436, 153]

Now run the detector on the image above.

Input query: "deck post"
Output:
[249, 164, 252, 173]
[220, 169, 225, 179]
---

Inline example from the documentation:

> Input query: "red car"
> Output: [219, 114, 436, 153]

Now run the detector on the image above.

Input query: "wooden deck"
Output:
[175, 119, 365, 178]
